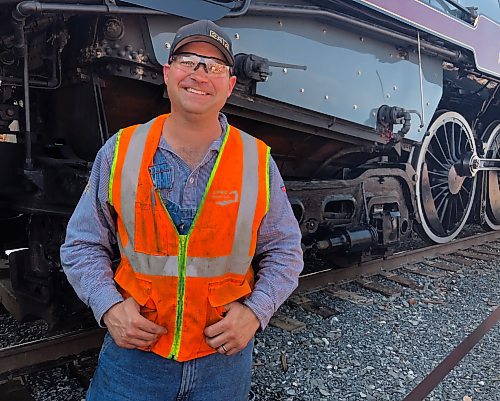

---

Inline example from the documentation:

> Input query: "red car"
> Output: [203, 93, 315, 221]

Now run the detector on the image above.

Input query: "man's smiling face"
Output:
[164, 41, 236, 118]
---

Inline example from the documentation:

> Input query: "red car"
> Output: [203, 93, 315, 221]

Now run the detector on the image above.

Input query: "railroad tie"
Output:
[324, 287, 373, 305]
[472, 248, 500, 257]
[268, 314, 306, 332]
[379, 271, 422, 290]
[455, 250, 493, 262]
[403, 266, 446, 279]
[0, 379, 34, 401]
[356, 278, 402, 297]
[437, 255, 476, 267]
[420, 261, 460, 272]
[288, 295, 338, 318]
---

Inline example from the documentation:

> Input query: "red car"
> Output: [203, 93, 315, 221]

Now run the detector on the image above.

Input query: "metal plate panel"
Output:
[147, 13, 443, 142]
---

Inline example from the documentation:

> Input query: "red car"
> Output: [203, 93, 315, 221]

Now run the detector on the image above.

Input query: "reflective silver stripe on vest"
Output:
[186, 130, 259, 277]
[119, 240, 178, 276]
[118, 123, 264, 278]
[117, 117, 177, 275]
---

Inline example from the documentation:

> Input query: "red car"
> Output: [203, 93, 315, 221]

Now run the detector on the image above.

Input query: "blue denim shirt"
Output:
[60, 114, 303, 329]
[149, 150, 196, 235]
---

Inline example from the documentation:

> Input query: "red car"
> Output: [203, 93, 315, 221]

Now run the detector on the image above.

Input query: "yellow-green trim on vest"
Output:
[167, 123, 231, 360]
[108, 129, 123, 206]
[168, 234, 187, 359]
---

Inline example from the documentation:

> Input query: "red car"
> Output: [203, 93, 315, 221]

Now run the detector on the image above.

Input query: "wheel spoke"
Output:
[443, 124, 453, 161]
[457, 125, 463, 155]
[434, 133, 450, 162]
[449, 123, 457, 161]
[457, 191, 465, 209]
[436, 192, 448, 215]
[428, 170, 448, 178]
[430, 181, 447, 190]
[451, 197, 460, 228]
[433, 186, 448, 202]
[427, 150, 449, 171]
[438, 197, 449, 223]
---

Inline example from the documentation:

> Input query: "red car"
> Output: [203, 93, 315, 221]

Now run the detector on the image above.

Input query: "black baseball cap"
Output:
[168, 20, 234, 67]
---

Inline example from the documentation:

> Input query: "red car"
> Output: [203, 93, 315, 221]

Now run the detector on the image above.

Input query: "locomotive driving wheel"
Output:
[482, 121, 500, 230]
[414, 111, 478, 243]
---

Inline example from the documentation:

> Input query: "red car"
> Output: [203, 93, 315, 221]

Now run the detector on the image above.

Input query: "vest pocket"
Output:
[114, 265, 158, 323]
[206, 279, 252, 326]
[134, 202, 171, 255]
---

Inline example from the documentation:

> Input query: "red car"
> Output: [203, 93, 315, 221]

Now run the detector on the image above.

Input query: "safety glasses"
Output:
[171, 53, 232, 76]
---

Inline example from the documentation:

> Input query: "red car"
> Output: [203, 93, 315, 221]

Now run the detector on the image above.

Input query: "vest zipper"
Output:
[169, 234, 187, 359]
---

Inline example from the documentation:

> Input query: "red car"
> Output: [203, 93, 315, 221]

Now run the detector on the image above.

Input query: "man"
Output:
[61, 19, 303, 401]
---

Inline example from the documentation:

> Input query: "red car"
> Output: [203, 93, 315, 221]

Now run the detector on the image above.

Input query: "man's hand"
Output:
[204, 302, 260, 356]
[103, 297, 167, 349]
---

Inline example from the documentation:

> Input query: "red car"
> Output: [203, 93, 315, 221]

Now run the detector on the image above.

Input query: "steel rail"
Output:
[0, 327, 105, 377]
[402, 305, 500, 401]
[297, 229, 500, 293]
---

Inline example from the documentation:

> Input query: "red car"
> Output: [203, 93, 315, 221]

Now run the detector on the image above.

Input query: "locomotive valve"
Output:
[377, 105, 423, 143]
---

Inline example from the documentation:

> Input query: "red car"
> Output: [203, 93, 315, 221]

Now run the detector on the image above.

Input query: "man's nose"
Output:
[192, 63, 209, 80]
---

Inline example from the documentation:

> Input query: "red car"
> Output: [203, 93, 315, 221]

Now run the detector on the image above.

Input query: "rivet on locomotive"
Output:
[0, 0, 498, 328]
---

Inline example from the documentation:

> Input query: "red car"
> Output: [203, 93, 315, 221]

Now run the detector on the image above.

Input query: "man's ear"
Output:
[163, 64, 170, 85]
[227, 75, 237, 98]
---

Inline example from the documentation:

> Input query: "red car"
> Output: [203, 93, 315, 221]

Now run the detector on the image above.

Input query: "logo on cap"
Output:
[209, 30, 230, 50]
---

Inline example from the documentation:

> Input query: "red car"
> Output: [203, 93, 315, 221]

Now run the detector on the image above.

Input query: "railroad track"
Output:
[299, 230, 500, 293]
[0, 229, 499, 398]
[0, 328, 104, 378]
[269, 229, 500, 330]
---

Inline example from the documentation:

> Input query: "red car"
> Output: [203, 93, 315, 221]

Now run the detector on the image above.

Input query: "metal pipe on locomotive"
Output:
[0, 0, 499, 327]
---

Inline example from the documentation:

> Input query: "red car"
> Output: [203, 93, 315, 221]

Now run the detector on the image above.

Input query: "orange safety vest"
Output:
[108, 114, 270, 361]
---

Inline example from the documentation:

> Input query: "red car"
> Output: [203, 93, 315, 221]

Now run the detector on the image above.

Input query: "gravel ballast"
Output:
[3, 244, 499, 401]
[251, 251, 500, 401]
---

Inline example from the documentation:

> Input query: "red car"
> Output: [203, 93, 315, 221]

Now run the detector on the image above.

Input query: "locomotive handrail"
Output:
[13, 0, 167, 20]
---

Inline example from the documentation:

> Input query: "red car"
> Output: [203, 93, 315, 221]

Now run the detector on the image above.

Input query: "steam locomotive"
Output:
[0, 0, 499, 327]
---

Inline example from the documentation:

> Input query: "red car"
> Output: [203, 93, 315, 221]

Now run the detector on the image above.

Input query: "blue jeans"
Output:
[86, 333, 253, 401]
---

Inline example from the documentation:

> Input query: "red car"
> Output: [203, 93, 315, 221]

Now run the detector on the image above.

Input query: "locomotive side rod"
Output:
[456, 153, 500, 176]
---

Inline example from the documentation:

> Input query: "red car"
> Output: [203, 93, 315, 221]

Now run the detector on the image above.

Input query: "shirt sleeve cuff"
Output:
[89, 286, 124, 328]
[243, 291, 276, 330]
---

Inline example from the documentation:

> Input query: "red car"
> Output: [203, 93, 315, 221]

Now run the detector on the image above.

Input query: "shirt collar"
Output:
[158, 113, 228, 153]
